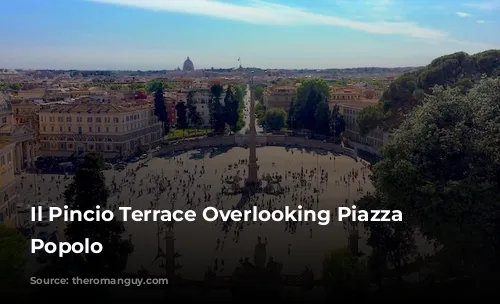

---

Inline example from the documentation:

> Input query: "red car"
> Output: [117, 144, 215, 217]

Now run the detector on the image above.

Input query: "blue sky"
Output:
[0, 0, 498, 70]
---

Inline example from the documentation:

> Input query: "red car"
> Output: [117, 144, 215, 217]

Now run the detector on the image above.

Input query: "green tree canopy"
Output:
[330, 104, 346, 139]
[154, 86, 169, 134]
[253, 85, 265, 101]
[291, 78, 330, 131]
[314, 102, 331, 135]
[209, 84, 225, 133]
[175, 101, 188, 130]
[128, 83, 146, 91]
[0, 225, 27, 295]
[264, 108, 286, 131]
[323, 248, 370, 296]
[223, 85, 240, 132]
[357, 105, 385, 137]
[359, 50, 500, 134]
[361, 78, 500, 281]
[186, 90, 203, 128]
[64, 153, 134, 277]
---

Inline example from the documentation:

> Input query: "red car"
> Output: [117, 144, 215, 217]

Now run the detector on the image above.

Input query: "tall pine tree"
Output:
[175, 101, 188, 137]
[209, 84, 224, 133]
[287, 101, 295, 129]
[154, 86, 169, 135]
[186, 90, 203, 129]
[223, 85, 239, 132]
[64, 153, 133, 277]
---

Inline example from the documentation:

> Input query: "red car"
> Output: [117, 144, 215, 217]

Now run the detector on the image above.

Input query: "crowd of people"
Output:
[17, 146, 371, 276]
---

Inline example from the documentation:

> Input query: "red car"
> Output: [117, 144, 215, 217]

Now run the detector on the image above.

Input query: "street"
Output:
[238, 85, 263, 135]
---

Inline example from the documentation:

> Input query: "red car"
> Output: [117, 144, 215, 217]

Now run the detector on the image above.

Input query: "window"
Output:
[58, 117, 63, 122]
[66, 117, 72, 122]
[51, 126, 54, 132]
[43, 126, 46, 132]
[97, 126, 101, 132]
[115, 127, 118, 132]
[69, 144, 73, 149]
[113, 117, 119, 123]
[78, 127, 82, 134]
[87, 117, 92, 123]
[106, 127, 109, 132]
[96, 117, 101, 123]
[1, 117, 6, 124]
[77, 117, 82, 123]
[68, 126, 71, 132]
[59, 126, 63, 132]
[89, 127, 92, 133]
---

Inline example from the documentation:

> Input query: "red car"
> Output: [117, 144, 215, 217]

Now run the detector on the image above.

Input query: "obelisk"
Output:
[246, 85, 259, 186]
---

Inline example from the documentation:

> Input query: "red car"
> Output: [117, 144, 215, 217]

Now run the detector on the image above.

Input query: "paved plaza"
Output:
[18, 146, 373, 279]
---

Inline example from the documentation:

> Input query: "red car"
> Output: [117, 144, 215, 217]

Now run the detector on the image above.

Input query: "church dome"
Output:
[183, 57, 194, 71]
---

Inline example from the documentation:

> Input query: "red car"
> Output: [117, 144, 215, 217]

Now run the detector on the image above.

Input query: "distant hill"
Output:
[359, 49, 500, 131]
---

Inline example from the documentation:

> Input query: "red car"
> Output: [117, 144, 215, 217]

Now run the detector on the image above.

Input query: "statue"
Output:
[253, 236, 267, 268]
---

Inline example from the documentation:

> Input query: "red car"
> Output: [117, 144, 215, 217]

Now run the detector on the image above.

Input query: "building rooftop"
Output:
[337, 99, 379, 109]
[39, 99, 153, 114]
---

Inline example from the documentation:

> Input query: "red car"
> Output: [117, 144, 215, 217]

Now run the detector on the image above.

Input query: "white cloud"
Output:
[463, 1, 500, 10]
[476, 20, 486, 23]
[87, 0, 448, 40]
[456, 11, 471, 17]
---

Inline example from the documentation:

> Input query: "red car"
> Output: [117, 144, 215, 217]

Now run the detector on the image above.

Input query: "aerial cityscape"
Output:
[1, 0, 499, 301]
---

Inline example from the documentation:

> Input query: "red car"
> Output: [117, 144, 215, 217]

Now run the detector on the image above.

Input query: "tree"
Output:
[0, 225, 27, 296]
[234, 84, 248, 131]
[360, 49, 500, 133]
[147, 80, 169, 93]
[186, 90, 202, 129]
[209, 84, 225, 133]
[255, 102, 266, 125]
[330, 104, 346, 141]
[8, 83, 23, 90]
[287, 101, 294, 129]
[314, 102, 331, 135]
[154, 86, 169, 135]
[64, 153, 134, 277]
[323, 248, 370, 299]
[362, 79, 500, 282]
[292, 79, 331, 130]
[263, 108, 286, 131]
[253, 85, 265, 101]
[175, 101, 188, 136]
[356, 105, 384, 137]
[128, 83, 146, 91]
[223, 85, 239, 132]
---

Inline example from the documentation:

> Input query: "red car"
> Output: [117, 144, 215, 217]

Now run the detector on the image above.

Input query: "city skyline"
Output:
[1, 0, 499, 70]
